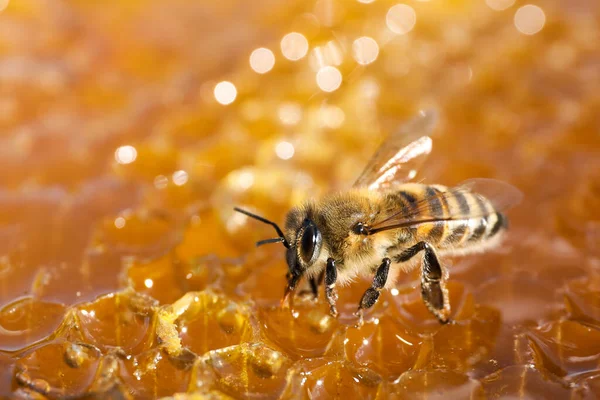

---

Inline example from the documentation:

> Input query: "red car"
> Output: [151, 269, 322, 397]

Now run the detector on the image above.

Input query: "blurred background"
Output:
[0, 0, 599, 398]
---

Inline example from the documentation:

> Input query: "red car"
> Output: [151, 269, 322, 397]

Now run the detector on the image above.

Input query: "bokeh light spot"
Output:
[386, 4, 416, 35]
[352, 36, 380, 65]
[115, 145, 137, 165]
[172, 170, 189, 186]
[114, 217, 126, 229]
[514, 5, 546, 35]
[154, 175, 168, 189]
[277, 102, 302, 126]
[281, 32, 309, 61]
[249, 47, 275, 74]
[316, 66, 342, 92]
[275, 141, 295, 160]
[214, 81, 237, 105]
[0, 0, 9, 12]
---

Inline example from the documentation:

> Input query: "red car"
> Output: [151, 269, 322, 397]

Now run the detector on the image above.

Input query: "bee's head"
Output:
[233, 205, 324, 283]
[285, 217, 323, 278]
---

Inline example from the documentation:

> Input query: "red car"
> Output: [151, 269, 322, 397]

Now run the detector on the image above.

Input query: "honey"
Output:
[0, 0, 599, 398]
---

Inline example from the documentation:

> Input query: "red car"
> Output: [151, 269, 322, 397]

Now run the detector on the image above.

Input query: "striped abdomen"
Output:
[385, 183, 508, 252]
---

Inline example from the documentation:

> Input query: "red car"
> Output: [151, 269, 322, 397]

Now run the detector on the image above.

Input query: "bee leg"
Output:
[356, 257, 391, 326]
[311, 269, 325, 299]
[281, 273, 301, 309]
[395, 241, 451, 324]
[297, 275, 319, 299]
[420, 250, 451, 324]
[325, 258, 339, 318]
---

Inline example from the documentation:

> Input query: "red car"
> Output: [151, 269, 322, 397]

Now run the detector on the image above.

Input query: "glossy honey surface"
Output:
[1, 0, 599, 398]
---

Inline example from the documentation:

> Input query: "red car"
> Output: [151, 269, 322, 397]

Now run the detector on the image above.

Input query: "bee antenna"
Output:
[256, 237, 286, 247]
[233, 207, 290, 248]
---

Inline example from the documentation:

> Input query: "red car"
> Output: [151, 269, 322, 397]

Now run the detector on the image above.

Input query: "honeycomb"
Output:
[1, 0, 599, 398]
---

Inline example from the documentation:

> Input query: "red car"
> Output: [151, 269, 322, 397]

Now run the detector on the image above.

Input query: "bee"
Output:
[235, 110, 522, 325]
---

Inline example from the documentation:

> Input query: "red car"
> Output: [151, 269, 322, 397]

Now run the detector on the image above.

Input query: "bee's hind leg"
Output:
[395, 241, 451, 324]
[356, 257, 391, 326]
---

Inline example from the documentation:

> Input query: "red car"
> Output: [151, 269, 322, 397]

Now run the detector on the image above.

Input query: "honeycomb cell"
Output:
[75, 292, 156, 355]
[258, 301, 339, 359]
[344, 316, 424, 380]
[198, 343, 291, 399]
[390, 280, 473, 332]
[280, 358, 382, 400]
[175, 291, 253, 356]
[564, 278, 600, 325]
[527, 320, 600, 379]
[428, 305, 501, 373]
[120, 347, 195, 398]
[389, 370, 485, 400]
[0, 297, 65, 352]
[481, 365, 575, 399]
[14, 340, 102, 398]
[235, 259, 289, 307]
[126, 252, 188, 305]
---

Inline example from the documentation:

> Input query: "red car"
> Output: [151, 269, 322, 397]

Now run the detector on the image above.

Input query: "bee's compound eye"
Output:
[300, 224, 319, 264]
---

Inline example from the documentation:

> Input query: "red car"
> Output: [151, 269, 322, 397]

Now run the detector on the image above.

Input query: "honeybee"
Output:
[235, 110, 522, 325]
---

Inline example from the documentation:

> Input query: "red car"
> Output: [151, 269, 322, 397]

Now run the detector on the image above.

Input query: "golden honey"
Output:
[0, 0, 599, 398]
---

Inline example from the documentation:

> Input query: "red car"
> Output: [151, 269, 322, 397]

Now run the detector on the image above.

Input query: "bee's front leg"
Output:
[356, 257, 391, 326]
[325, 258, 339, 317]
[281, 272, 301, 308]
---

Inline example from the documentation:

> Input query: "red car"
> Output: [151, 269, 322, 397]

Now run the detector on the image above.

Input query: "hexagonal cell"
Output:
[196, 342, 292, 399]
[481, 365, 575, 398]
[14, 340, 102, 398]
[343, 315, 424, 380]
[280, 358, 382, 400]
[174, 291, 253, 356]
[0, 297, 65, 351]
[428, 304, 502, 373]
[126, 252, 187, 305]
[235, 259, 289, 308]
[75, 291, 157, 355]
[527, 320, 600, 379]
[119, 347, 194, 398]
[564, 278, 600, 325]
[389, 370, 485, 400]
[257, 301, 339, 359]
[388, 280, 475, 332]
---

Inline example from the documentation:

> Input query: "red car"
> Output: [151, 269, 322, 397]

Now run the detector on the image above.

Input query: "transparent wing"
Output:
[367, 178, 523, 234]
[353, 109, 439, 191]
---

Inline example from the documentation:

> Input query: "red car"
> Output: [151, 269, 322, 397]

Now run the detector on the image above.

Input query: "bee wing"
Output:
[353, 109, 439, 191]
[367, 178, 523, 234]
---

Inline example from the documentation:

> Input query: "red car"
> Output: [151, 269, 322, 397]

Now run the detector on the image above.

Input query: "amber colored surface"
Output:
[1, 0, 600, 398]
